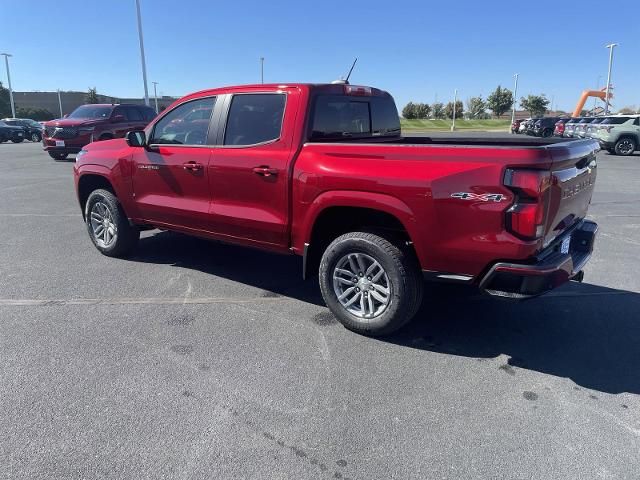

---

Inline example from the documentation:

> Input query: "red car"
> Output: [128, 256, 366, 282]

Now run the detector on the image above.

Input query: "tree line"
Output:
[402, 86, 554, 119]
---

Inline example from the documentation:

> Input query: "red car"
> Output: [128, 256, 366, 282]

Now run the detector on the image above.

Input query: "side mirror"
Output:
[63, 114, 69, 118]
[112, 114, 126, 123]
[126, 130, 146, 147]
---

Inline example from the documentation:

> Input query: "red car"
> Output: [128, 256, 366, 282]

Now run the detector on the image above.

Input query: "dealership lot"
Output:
[1, 140, 639, 479]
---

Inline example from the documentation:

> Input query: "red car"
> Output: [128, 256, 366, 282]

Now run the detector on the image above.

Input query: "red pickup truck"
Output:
[73, 83, 599, 335]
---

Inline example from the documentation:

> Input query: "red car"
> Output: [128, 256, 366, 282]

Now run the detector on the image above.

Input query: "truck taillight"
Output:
[344, 85, 372, 96]
[504, 169, 551, 240]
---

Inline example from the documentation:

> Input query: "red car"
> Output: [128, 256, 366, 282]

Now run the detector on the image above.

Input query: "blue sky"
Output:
[2, 0, 639, 112]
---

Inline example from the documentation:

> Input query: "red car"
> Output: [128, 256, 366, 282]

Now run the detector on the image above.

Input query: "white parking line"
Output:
[0, 296, 289, 307]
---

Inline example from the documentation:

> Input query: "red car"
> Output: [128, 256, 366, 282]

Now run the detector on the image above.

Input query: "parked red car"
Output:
[74, 83, 599, 335]
[43, 104, 156, 160]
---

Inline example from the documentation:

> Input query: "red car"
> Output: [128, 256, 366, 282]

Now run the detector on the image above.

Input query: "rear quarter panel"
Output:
[293, 143, 556, 277]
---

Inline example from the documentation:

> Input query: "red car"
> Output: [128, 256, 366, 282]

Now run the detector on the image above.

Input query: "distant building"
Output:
[12, 91, 178, 117]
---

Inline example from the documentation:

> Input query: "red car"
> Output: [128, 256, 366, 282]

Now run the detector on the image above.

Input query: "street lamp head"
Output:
[605, 43, 619, 48]
[0, 53, 12, 57]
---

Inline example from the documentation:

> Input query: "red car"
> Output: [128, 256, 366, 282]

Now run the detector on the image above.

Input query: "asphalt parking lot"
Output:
[1, 139, 639, 480]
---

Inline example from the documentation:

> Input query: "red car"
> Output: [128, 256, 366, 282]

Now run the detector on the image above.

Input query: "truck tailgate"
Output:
[544, 140, 598, 247]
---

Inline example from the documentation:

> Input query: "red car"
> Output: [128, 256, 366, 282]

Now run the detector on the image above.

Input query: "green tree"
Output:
[85, 87, 99, 104]
[0, 81, 12, 118]
[618, 106, 638, 114]
[415, 102, 431, 119]
[402, 102, 417, 119]
[487, 86, 513, 118]
[520, 94, 550, 117]
[431, 102, 445, 119]
[466, 96, 486, 119]
[15, 107, 55, 121]
[444, 100, 464, 120]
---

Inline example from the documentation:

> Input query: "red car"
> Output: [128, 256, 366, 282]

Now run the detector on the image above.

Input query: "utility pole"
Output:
[510, 73, 519, 133]
[135, 0, 150, 106]
[152, 81, 159, 113]
[1, 53, 16, 118]
[604, 43, 618, 115]
[450, 88, 457, 131]
[57, 89, 63, 117]
[260, 57, 264, 84]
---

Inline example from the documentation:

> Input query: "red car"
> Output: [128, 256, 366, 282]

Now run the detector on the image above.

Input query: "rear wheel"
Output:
[31, 132, 41, 142]
[542, 128, 553, 138]
[85, 189, 139, 257]
[319, 232, 423, 336]
[614, 137, 637, 156]
[48, 151, 68, 161]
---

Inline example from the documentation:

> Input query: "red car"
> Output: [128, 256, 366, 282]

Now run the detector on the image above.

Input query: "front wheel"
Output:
[614, 137, 637, 156]
[319, 232, 423, 336]
[31, 132, 41, 142]
[85, 189, 139, 257]
[48, 151, 68, 161]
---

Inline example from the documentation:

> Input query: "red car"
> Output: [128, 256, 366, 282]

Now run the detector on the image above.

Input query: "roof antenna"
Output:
[331, 57, 358, 84]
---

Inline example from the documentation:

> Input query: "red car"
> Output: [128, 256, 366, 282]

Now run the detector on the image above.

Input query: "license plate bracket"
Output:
[560, 236, 571, 255]
[55, 140, 65, 147]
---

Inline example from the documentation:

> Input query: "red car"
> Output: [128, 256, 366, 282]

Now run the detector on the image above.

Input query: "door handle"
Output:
[252, 166, 278, 177]
[183, 161, 203, 171]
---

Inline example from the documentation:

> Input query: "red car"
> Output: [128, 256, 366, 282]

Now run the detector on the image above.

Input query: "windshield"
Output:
[67, 105, 113, 119]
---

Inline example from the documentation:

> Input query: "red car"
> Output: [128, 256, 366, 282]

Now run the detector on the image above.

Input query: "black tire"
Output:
[319, 231, 423, 336]
[85, 189, 139, 258]
[30, 132, 41, 142]
[11, 138, 24, 143]
[48, 151, 68, 161]
[614, 137, 637, 156]
[542, 128, 553, 138]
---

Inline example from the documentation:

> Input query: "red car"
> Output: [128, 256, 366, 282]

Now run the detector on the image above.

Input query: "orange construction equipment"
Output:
[572, 87, 613, 117]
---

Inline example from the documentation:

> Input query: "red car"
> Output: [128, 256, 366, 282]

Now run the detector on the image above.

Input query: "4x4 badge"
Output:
[451, 192, 506, 202]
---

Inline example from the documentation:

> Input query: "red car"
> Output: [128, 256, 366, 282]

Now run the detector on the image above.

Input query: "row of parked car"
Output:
[0, 118, 44, 143]
[512, 114, 640, 156]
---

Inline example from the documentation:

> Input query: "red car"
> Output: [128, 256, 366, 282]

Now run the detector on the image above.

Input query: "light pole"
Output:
[510, 73, 519, 133]
[135, 0, 150, 106]
[57, 89, 63, 117]
[1, 53, 16, 118]
[450, 88, 457, 131]
[260, 57, 264, 84]
[152, 81, 159, 113]
[604, 43, 618, 115]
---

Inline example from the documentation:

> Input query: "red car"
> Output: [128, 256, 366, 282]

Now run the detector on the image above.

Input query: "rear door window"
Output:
[223, 94, 286, 146]
[125, 106, 143, 121]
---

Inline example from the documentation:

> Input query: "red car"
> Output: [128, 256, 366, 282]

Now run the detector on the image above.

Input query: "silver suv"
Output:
[596, 115, 640, 156]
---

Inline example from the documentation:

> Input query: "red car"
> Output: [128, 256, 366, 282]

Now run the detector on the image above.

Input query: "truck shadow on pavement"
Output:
[133, 231, 324, 304]
[133, 231, 640, 395]
[389, 282, 640, 395]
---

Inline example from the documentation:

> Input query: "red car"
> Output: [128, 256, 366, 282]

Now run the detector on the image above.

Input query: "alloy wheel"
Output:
[89, 201, 118, 248]
[332, 252, 392, 319]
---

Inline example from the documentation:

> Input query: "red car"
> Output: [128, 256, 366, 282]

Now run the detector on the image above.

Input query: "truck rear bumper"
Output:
[478, 220, 597, 299]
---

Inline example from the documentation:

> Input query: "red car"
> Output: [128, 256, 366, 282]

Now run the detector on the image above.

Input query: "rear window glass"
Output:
[310, 94, 400, 140]
[224, 94, 286, 146]
[600, 117, 632, 125]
